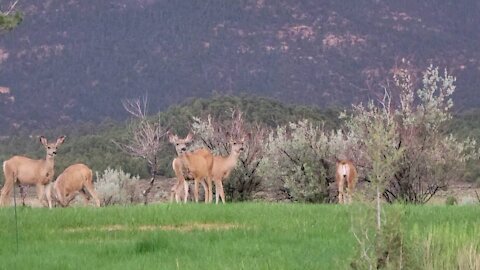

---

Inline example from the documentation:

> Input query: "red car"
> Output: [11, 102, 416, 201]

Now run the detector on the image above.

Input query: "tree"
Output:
[113, 96, 166, 205]
[344, 65, 479, 204]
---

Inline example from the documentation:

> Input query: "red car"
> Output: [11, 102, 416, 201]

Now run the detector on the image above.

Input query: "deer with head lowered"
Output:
[0, 135, 66, 206]
[168, 131, 213, 203]
[335, 159, 358, 204]
[46, 163, 101, 208]
[210, 134, 248, 204]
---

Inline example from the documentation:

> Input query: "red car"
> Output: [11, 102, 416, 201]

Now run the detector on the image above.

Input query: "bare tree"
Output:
[113, 96, 165, 205]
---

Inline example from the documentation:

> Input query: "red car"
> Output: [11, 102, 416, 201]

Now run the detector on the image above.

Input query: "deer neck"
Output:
[224, 151, 240, 170]
[44, 155, 55, 170]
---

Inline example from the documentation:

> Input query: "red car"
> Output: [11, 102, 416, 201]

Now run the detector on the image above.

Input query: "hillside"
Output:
[0, 1, 479, 133]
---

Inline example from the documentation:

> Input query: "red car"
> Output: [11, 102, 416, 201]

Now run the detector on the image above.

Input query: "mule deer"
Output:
[335, 159, 358, 204]
[0, 136, 66, 206]
[46, 163, 101, 208]
[211, 135, 247, 204]
[168, 132, 213, 203]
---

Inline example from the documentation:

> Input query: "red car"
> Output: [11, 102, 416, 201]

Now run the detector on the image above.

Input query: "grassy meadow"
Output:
[0, 203, 479, 270]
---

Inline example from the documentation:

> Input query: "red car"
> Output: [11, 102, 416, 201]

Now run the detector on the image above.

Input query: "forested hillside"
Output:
[0, 1, 479, 133]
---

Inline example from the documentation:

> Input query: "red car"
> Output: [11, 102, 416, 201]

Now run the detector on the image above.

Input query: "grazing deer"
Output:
[211, 135, 247, 204]
[168, 132, 213, 203]
[335, 159, 358, 204]
[46, 163, 101, 208]
[0, 136, 66, 206]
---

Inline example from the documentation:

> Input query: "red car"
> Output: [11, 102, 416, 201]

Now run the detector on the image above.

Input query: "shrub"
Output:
[343, 66, 479, 204]
[258, 120, 357, 203]
[350, 205, 418, 270]
[445, 196, 457, 206]
[95, 167, 140, 205]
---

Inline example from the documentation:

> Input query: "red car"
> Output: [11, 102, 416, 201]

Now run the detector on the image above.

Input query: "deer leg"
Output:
[35, 184, 46, 207]
[219, 180, 226, 204]
[19, 184, 27, 206]
[193, 179, 200, 203]
[215, 179, 220, 204]
[172, 182, 180, 203]
[0, 171, 15, 206]
[200, 179, 209, 203]
[0, 183, 13, 206]
[207, 179, 212, 203]
[84, 183, 101, 207]
[46, 183, 54, 208]
[205, 177, 213, 203]
[77, 189, 90, 206]
[184, 181, 189, 203]
[337, 177, 345, 204]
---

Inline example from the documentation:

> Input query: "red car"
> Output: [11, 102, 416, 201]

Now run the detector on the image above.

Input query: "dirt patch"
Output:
[63, 223, 243, 233]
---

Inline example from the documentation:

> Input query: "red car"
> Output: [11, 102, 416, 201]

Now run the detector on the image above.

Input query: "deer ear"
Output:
[244, 133, 251, 141]
[185, 132, 193, 142]
[167, 131, 176, 143]
[40, 136, 48, 146]
[56, 136, 66, 145]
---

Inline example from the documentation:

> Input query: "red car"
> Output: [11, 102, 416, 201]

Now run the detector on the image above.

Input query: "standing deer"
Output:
[46, 163, 101, 208]
[0, 135, 66, 206]
[335, 159, 358, 204]
[168, 132, 213, 203]
[211, 135, 247, 204]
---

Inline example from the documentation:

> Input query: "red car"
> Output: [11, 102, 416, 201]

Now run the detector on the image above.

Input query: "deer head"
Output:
[229, 133, 250, 155]
[40, 135, 66, 158]
[168, 131, 194, 155]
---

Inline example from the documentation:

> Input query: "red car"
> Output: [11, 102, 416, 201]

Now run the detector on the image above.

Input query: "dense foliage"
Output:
[0, 11, 21, 31]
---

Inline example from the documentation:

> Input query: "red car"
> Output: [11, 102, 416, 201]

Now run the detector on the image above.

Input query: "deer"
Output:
[0, 135, 66, 206]
[210, 134, 248, 204]
[335, 159, 358, 204]
[46, 163, 101, 208]
[168, 131, 214, 203]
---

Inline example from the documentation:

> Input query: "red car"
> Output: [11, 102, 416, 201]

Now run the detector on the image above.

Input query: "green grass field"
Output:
[0, 203, 479, 269]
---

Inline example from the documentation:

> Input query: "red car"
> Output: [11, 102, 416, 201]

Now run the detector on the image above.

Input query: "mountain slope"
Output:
[0, 0, 479, 134]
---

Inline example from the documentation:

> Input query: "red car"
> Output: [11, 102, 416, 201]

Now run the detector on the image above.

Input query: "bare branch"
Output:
[2, 0, 20, 15]
[121, 96, 148, 119]
[114, 95, 165, 204]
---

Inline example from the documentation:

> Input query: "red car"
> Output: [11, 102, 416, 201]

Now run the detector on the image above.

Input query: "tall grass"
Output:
[415, 223, 480, 269]
[0, 204, 478, 269]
